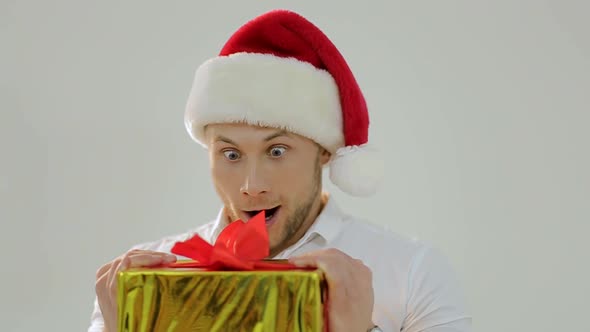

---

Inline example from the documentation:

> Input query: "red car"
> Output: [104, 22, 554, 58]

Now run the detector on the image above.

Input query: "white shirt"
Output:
[88, 196, 472, 331]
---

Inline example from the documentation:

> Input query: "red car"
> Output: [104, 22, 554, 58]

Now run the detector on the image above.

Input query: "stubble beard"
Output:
[269, 152, 323, 257]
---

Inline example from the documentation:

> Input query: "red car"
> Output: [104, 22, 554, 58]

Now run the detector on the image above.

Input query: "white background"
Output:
[2, 1, 589, 331]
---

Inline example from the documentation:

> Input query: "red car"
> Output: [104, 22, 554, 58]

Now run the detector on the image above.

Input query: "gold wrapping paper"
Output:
[117, 266, 325, 332]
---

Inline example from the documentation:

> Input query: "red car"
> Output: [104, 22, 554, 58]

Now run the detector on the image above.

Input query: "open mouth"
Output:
[244, 206, 281, 224]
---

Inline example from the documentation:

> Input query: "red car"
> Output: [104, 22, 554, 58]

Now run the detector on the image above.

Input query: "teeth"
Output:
[264, 207, 279, 222]
[245, 207, 279, 222]
[265, 210, 274, 221]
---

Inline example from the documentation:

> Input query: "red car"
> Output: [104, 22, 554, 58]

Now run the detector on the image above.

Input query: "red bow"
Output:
[168, 211, 298, 270]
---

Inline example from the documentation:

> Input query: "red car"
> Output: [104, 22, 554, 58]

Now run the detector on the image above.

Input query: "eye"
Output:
[223, 149, 241, 161]
[268, 146, 287, 158]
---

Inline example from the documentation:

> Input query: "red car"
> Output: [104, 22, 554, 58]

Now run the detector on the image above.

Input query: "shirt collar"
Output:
[301, 193, 344, 244]
[209, 193, 345, 246]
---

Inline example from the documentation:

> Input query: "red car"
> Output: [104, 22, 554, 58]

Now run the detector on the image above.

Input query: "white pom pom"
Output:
[329, 144, 385, 196]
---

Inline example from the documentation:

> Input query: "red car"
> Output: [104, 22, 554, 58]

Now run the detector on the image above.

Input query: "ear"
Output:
[319, 146, 332, 166]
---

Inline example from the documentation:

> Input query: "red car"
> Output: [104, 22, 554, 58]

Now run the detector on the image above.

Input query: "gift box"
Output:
[117, 212, 328, 332]
[117, 265, 325, 331]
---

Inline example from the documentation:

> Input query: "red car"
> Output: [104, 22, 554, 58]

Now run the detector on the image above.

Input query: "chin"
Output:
[267, 228, 283, 246]
[267, 227, 288, 252]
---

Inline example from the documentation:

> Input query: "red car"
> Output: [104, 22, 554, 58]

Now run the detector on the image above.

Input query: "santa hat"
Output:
[184, 9, 384, 196]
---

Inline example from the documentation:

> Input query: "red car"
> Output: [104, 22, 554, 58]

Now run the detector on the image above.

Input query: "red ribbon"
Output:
[168, 210, 298, 270]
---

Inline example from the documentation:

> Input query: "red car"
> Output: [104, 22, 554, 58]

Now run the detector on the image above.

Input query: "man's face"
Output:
[205, 123, 330, 257]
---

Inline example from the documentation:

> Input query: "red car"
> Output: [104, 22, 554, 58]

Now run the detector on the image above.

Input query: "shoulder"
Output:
[337, 213, 471, 330]
[336, 211, 428, 262]
[334, 209, 465, 290]
[129, 219, 218, 255]
[339, 212, 462, 288]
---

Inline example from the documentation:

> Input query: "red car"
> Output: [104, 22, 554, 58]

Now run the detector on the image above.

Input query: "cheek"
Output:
[210, 159, 242, 195]
[273, 170, 306, 193]
[271, 160, 317, 202]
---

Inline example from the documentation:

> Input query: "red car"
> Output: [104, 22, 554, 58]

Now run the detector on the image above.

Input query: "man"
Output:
[89, 9, 471, 332]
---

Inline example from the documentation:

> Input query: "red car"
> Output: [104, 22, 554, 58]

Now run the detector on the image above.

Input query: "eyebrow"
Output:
[214, 135, 238, 145]
[263, 130, 290, 141]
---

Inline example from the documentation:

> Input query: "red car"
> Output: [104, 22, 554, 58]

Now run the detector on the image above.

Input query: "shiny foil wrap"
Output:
[117, 266, 325, 332]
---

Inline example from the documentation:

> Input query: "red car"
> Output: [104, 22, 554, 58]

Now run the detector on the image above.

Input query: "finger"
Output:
[96, 261, 115, 280]
[288, 254, 321, 268]
[291, 252, 359, 291]
[96, 250, 174, 276]
[95, 268, 110, 295]
[106, 254, 176, 299]
[126, 250, 174, 258]
[289, 255, 339, 280]
[126, 253, 177, 267]
[95, 271, 115, 323]
[288, 248, 348, 268]
[95, 250, 141, 280]
[95, 257, 122, 305]
[127, 251, 178, 266]
[106, 256, 130, 304]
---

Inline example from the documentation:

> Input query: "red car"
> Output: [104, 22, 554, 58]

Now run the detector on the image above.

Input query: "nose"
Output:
[240, 163, 270, 197]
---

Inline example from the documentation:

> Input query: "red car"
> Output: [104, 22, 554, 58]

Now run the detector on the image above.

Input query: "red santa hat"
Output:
[184, 9, 384, 196]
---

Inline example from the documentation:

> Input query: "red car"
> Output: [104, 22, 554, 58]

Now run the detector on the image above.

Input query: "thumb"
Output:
[288, 255, 318, 267]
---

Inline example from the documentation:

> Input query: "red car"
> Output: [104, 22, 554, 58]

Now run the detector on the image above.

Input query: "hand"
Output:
[289, 248, 375, 332]
[95, 249, 177, 332]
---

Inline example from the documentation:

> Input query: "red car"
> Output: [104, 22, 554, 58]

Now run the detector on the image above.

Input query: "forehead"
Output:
[205, 123, 302, 142]
[206, 122, 277, 134]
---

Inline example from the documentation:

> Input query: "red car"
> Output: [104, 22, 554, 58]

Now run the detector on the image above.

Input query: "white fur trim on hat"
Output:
[329, 143, 384, 196]
[184, 52, 344, 153]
